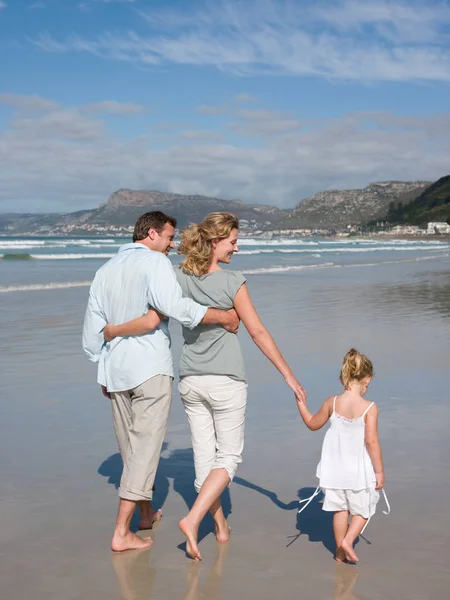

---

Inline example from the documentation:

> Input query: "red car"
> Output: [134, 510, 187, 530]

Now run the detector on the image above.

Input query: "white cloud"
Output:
[197, 105, 228, 115]
[230, 109, 302, 135]
[237, 109, 294, 121]
[32, 0, 450, 82]
[312, 0, 450, 43]
[0, 94, 60, 113]
[0, 95, 449, 212]
[85, 100, 146, 115]
[181, 129, 225, 142]
[10, 109, 106, 141]
[0, 1, 7, 10]
[234, 93, 257, 103]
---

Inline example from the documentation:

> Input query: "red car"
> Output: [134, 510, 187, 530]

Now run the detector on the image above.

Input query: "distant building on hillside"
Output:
[427, 222, 450, 234]
[391, 225, 422, 235]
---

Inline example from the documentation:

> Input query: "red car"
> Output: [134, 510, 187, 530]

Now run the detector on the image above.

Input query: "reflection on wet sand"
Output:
[182, 543, 229, 600]
[112, 550, 156, 600]
[334, 563, 360, 600]
[112, 542, 229, 600]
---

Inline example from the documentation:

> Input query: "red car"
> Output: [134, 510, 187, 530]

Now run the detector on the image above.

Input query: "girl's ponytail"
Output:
[340, 348, 373, 388]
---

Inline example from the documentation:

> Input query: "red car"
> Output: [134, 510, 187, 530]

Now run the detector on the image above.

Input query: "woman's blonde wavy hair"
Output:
[178, 212, 239, 276]
[339, 348, 374, 389]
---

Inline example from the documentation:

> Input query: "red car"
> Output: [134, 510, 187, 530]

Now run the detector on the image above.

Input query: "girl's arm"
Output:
[365, 404, 385, 489]
[103, 308, 164, 342]
[233, 284, 306, 403]
[296, 396, 333, 431]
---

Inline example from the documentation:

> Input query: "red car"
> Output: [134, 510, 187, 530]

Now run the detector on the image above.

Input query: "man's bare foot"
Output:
[335, 547, 347, 563]
[339, 539, 359, 563]
[111, 531, 153, 552]
[139, 508, 163, 530]
[215, 522, 231, 543]
[179, 517, 201, 561]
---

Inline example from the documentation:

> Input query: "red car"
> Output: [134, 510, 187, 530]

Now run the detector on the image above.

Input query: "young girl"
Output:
[296, 349, 385, 563]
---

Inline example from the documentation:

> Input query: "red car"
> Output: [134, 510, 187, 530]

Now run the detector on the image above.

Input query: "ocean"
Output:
[1, 235, 449, 291]
[1, 235, 449, 599]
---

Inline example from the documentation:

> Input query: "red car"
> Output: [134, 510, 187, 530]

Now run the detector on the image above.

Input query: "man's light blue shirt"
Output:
[82, 243, 207, 392]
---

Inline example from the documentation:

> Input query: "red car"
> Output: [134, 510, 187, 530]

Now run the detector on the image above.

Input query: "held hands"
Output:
[375, 471, 385, 490]
[285, 373, 307, 404]
[223, 308, 240, 333]
[101, 385, 111, 399]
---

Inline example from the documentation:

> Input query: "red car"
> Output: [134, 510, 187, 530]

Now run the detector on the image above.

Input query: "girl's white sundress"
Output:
[298, 396, 390, 528]
[317, 396, 375, 490]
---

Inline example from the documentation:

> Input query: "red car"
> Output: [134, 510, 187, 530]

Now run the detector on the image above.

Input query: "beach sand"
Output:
[1, 257, 449, 599]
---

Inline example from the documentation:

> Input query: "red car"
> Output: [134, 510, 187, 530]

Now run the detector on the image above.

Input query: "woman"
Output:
[105, 212, 306, 560]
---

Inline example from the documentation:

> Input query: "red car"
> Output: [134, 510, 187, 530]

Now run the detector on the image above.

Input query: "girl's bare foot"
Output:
[339, 539, 359, 563]
[111, 531, 153, 552]
[139, 508, 163, 530]
[179, 517, 201, 561]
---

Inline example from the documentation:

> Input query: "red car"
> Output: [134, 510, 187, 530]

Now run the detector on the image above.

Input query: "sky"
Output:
[0, 0, 450, 213]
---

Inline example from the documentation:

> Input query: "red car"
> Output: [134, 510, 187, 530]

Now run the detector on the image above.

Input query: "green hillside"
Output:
[386, 176, 450, 226]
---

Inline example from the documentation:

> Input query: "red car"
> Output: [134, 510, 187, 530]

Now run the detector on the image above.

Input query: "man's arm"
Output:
[82, 286, 107, 362]
[200, 307, 239, 331]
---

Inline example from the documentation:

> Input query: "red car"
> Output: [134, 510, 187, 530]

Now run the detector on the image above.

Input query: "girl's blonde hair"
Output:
[340, 348, 373, 389]
[178, 212, 239, 276]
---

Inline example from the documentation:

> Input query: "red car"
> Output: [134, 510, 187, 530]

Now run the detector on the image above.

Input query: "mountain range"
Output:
[383, 175, 450, 226]
[1, 177, 448, 234]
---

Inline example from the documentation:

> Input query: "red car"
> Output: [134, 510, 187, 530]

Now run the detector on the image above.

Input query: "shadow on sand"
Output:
[98, 443, 231, 545]
[99, 447, 343, 558]
[233, 476, 337, 556]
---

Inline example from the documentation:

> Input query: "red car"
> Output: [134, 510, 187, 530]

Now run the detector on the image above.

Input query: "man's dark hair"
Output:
[133, 211, 177, 242]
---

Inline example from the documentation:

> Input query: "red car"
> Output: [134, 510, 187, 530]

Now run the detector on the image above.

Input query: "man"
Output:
[82, 211, 239, 552]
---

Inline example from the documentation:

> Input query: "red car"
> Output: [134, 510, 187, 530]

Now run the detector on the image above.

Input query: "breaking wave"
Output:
[2, 253, 447, 293]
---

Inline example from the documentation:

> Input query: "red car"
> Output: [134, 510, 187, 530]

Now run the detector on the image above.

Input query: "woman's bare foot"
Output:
[111, 531, 153, 552]
[139, 508, 163, 530]
[339, 539, 359, 563]
[215, 522, 231, 543]
[179, 517, 201, 561]
[335, 547, 347, 563]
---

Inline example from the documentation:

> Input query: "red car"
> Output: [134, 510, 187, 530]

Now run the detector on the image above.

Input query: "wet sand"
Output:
[1, 257, 449, 599]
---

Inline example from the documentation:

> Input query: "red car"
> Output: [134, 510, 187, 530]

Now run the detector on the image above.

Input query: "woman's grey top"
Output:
[175, 267, 247, 382]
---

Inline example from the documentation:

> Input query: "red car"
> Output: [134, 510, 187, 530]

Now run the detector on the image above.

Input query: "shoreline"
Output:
[339, 233, 450, 242]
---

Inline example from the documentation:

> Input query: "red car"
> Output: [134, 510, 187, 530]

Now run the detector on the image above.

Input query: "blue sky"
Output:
[1, 0, 449, 212]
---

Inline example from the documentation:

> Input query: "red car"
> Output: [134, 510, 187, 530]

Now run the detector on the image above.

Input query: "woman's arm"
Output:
[233, 284, 306, 403]
[365, 404, 385, 489]
[104, 305, 240, 343]
[297, 396, 333, 431]
[103, 308, 164, 342]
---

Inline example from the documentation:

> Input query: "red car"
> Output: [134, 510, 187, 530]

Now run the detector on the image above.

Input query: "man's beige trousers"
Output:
[110, 374, 172, 502]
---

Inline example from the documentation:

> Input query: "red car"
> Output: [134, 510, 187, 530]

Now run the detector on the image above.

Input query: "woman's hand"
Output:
[285, 373, 307, 404]
[103, 323, 117, 342]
